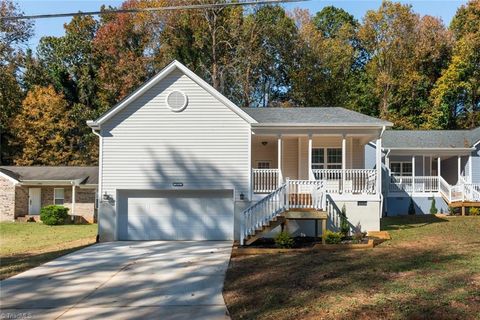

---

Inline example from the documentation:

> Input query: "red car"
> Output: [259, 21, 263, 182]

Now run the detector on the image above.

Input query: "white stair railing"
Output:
[287, 179, 326, 210]
[241, 183, 287, 245]
[241, 180, 326, 245]
[439, 176, 452, 202]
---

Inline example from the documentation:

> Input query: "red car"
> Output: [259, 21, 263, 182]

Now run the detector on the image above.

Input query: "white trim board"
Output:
[88, 60, 256, 128]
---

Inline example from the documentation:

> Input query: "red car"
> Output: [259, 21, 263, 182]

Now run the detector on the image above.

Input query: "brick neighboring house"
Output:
[0, 166, 98, 223]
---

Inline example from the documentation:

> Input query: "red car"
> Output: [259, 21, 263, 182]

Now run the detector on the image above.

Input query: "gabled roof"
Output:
[382, 127, 480, 149]
[0, 166, 98, 185]
[242, 107, 392, 127]
[87, 60, 256, 128]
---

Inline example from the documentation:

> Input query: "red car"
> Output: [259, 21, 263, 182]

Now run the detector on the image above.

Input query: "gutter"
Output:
[250, 123, 392, 128]
[381, 147, 475, 151]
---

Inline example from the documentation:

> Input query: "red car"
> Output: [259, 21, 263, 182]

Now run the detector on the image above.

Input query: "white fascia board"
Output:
[382, 147, 475, 157]
[20, 180, 75, 186]
[383, 147, 475, 151]
[0, 172, 20, 185]
[88, 60, 256, 128]
[78, 184, 97, 189]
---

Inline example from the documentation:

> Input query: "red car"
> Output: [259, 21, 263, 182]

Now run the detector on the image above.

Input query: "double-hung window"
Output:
[54, 188, 65, 205]
[256, 161, 271, 169]
[390, 162, 412, 176]
[312, 148, 342, 169]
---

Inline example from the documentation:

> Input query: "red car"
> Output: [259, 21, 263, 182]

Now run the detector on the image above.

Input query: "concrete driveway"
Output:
[0, 241, 232, 320]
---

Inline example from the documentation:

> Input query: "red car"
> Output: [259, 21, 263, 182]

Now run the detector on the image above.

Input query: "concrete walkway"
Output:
[0, 241, 232, 320]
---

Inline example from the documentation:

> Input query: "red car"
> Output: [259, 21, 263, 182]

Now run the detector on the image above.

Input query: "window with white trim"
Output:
[54, 188, 65, 205]
[390, 162, 412, 176]
[312, 148, 342, 169]
[256, 161, 271, 169]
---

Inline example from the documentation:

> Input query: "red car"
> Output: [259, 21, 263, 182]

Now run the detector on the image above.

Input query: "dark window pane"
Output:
[327, 148, 342, 164]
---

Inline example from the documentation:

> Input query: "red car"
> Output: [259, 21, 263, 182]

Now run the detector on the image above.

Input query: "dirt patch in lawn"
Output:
[224, 216, 480, 320]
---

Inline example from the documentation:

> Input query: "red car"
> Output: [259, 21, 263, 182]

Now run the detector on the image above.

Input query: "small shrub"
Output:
[40, 205, 69, 225]
[352, 223, 364, 243]
[408, 199, 416, 215]
[448, 206, 455, 215]
[469, 207, 480, 216]
[340, 204, 349, 236]
[429, 198, 438, 214]
[274, 231, 294, 248]
[325, 231, 342, 244]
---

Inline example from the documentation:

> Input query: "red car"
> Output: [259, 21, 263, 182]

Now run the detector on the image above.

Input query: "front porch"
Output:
[251, 133, 382, 197]
[386, 153, 480, 204]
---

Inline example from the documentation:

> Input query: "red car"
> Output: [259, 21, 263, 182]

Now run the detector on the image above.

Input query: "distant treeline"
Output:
[1, 0, 479, 165]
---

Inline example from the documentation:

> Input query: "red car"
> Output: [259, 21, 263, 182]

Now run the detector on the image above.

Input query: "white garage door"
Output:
[117, 190, 234, 240]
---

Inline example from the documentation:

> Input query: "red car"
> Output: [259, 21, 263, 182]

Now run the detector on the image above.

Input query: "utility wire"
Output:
[1, 0, 309, 20]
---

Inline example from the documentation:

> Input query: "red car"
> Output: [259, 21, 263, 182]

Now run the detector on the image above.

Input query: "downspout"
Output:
[379, 126, 386, 218]
[91, 127, 102, 242]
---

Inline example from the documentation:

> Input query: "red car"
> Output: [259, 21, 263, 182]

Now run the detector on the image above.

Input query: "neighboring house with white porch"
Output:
[378, 128, 480, 215]
[87, 60, 392, 244]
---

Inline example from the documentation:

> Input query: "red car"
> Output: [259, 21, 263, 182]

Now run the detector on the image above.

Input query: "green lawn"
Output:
[224, 215, 480, 320]
[0, 222, 97, 280]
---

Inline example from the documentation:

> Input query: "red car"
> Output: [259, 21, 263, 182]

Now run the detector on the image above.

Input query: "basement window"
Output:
[54, 188, 64, 205]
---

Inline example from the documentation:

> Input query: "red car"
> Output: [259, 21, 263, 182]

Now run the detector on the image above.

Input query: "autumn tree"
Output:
[0, 0, 33, 164]
[229, 5, 297, 107]
[428, 0, 480, 129]
[12, 86, 88, 165]
[94, 0, 167, 110]
[358, 1, 452, 128]
[290, 7, 360, 107]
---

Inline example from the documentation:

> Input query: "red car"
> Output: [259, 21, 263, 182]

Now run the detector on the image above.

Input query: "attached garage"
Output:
[117, 190, 234, 240]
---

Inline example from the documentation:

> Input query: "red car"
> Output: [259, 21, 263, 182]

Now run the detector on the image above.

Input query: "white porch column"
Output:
[278, 135, 282, 186]
[437, 157, 441, 188]
[71, 184, 76, 216]
[376, 137, 382, 195]
[457, 156, 461, 182]
[469, 155, 473, 183]
[342, 135, 347, 193]
[308, 135, 313, 180]
[412, 156, 416, 193]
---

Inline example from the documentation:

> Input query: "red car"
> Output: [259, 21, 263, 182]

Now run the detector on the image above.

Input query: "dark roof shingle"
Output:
[382, 128, 479, 149]
[242, 107, 392, 126]
[0, 166, 98, 184]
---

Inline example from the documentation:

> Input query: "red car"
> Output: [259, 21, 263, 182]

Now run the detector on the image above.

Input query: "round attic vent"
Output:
[166, 90, 188, 112]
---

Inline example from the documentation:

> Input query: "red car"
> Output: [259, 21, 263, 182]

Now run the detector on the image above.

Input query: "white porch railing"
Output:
[241, 179, 325, 245]
[312, 169, 377, 194]
[252, 169, 280, 193]
[389, 176, 439, 193]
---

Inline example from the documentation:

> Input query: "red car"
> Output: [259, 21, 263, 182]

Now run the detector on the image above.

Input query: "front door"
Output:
[29, 188, 41, 215]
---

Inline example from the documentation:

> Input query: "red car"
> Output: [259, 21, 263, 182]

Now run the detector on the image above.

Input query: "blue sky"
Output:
[17, 0, 467, 49]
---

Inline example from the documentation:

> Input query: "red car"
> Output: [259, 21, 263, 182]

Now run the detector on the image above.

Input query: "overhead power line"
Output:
[1, 0, 309, 21]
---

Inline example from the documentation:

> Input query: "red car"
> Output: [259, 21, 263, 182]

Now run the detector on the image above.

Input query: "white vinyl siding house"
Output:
[95, 60, 480, 244]
[93, 63, 252, 241]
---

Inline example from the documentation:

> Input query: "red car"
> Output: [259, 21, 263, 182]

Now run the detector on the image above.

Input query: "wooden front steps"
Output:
[244, 209, 328, 246]
[245, 216, 287, 246]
